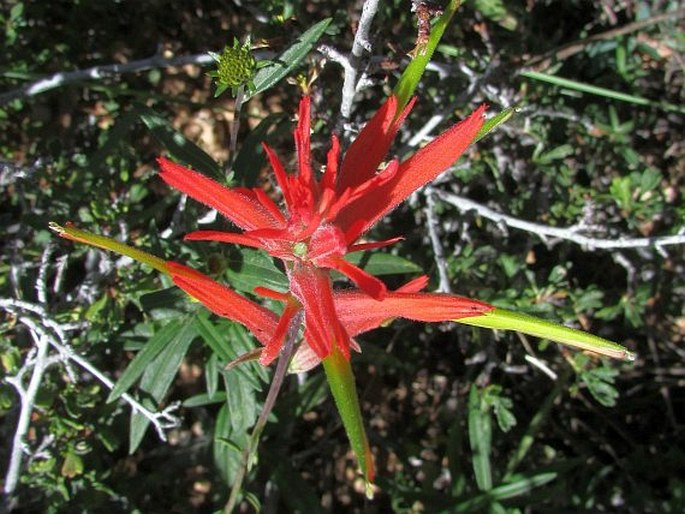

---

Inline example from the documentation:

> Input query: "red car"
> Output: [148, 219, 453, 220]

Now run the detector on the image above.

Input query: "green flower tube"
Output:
[456, 307, 636, 361]
[322, 347, 375, 498]
[49, 222, 169, 274]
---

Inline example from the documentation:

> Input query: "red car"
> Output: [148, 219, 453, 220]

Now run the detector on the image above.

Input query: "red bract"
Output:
[158, 95, 486, 364]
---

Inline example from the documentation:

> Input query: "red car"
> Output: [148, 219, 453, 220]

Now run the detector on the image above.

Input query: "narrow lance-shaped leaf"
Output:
[129, 317, 198, 453]
[468, 385, 493, 492]
[521, 70, 685, 114]
[322, 347, 375, 498]
[246, 18, 332, 100]
[456, 307, 636, 361]
[393, 0, 462, 115]
[474, 106, 519, 142]
[136, 104, 223, 179]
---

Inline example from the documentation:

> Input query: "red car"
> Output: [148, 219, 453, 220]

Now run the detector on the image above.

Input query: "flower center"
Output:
[292, 241, 308, 258]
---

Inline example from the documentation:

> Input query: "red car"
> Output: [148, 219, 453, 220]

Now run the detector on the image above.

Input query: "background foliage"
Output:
[1, 1, 684, 512]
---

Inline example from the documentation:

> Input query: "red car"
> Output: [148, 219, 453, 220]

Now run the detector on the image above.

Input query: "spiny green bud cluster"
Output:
[208, 37, 257, 97]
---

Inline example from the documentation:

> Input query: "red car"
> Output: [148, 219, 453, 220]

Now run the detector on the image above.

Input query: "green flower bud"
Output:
[209, 37, 257, 97]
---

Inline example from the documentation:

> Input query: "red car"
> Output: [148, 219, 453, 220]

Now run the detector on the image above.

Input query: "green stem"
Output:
[224, 311, 303, 513]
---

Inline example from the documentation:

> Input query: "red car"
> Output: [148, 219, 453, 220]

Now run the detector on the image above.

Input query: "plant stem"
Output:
[224, 311, 303, 513]
[228, 86, 245, 175]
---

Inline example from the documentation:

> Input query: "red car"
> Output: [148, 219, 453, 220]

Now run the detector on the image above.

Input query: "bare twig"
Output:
[424, 187, 452, 293]
[524, 7, 685, 72]
[1, 297, 182, 506]
[3, 327, 54, 503]
[524, 354, 558, 381]
[35, 243, 54, 305]
[0, 53, 216, 106]
[339, 0, 381, 120]
[436, 190, 685, 252]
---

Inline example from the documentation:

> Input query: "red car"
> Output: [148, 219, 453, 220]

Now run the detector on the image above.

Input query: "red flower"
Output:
[158, 96, 486, 364]
[163, 263, 493, 369]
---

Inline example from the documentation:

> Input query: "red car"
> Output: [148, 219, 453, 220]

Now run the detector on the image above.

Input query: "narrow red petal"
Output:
[295, 97, 313, 189]
[167, 262, 278, 346]
[157, 157, 282, 231]
[328, 160, 400, 229]
[259, 301, 301, 366]
[253, 287, 291, 302]
[325, 256, 387, 300]
[395, 275, 430, 293]
[184, 230, 266, 250]
[335, 290, 493, 337]
[335, 105, 487, 241]
[337, 95, 416, 194]
[253, 187, 286, 225]
[349, 236, 404, 253]
[320, 134, 341, 193]
[262, 143, 294, 212]
[289, 264, 352, 360]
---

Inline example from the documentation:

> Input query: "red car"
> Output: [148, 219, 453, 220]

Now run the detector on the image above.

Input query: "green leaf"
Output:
[139, 287, 187, 314]
[135, 104, 223, 179]
[533, 144, 574, 165]
[213, 403, 248, 485]
[490, 471, 558, 499]
[474, 106, 519, 142]
[225, 247, 288, 294]
[457, 307, 636, 361]
[276, 372, 328, 418]
[108, 319, 184, 403]
[245, 18, 332, 100]
[232, 112, 289, 186]
[483, 385, 517, 433]
[195, 316, 265, 389]
[521, 70, 685, 113]
[128, 317, 198, 453]
[183, 391, 227, 408]
[206, 351, 220, 398]
[223, 367, 260, 434]
[61, 450, 84, 478]
[468, 385, 493, 491]
[469, 0, 518, 30]
[343, 252, 423, 276]
[577, 357, 620, 407]
[393, 0, 462, 114]
[440, 470, 557, 513]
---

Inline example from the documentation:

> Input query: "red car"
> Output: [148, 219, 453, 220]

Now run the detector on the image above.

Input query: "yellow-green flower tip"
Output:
[49, 221, 169, 275]
[322, 348, 376, 488]
[457, 307, 636, 362]
[365, 480, 376, 500]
